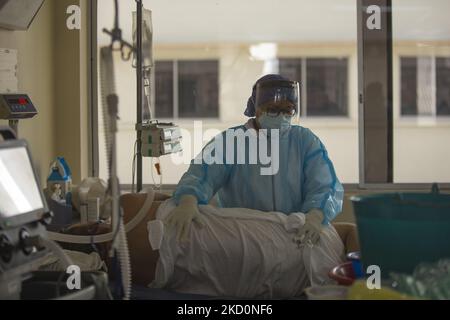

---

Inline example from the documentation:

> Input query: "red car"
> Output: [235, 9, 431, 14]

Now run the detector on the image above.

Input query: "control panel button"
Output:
[19, 229, 35, 255]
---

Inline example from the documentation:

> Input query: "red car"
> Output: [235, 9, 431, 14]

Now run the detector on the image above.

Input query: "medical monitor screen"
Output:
[0, 146, 44, 219]
[0, 0, 45, 30]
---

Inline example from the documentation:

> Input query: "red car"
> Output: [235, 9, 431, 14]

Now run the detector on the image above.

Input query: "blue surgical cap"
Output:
[245, 74, 292, 117]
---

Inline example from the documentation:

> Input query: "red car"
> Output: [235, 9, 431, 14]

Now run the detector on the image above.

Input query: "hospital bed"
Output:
[61, 192, 358, 300]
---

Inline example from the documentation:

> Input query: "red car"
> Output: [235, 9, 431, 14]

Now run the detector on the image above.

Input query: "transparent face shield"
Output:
[255, 80, 301, 122]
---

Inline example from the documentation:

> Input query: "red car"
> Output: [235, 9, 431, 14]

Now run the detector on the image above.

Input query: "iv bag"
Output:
[132, 9, 154, 69]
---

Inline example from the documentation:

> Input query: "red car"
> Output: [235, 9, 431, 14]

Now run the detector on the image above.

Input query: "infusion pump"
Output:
[138, 122, 182, 158]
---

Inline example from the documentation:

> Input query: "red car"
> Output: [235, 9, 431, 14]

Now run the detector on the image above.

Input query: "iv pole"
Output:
[136, 0, 144, 192]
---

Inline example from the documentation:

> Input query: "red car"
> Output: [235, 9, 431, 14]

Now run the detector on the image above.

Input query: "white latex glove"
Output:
[294, 209, 324, 245]
[165, 195, 205, 242]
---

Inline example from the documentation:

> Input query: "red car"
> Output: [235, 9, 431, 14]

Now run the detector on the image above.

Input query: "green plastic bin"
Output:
[351, 186, 450, 278]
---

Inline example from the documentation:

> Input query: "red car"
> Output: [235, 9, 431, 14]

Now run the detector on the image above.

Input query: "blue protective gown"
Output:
[173, 123, 344, 223]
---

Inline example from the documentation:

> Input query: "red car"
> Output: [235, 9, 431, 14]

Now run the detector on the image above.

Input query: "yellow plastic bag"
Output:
[347, 281, 417, 300]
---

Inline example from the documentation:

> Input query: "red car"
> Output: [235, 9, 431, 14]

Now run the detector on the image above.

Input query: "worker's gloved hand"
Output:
[295, 209, 325, 246]
[165, 195, 205, 243]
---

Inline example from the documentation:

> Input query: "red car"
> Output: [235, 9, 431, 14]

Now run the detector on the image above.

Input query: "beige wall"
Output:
[53, 0, 90, 184]
[0, 0, 56, 186]
[0, 0, 90, 186]
[79, 0, 91, 182]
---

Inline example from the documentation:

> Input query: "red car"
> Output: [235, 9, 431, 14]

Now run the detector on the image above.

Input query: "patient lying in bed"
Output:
[64, 191, 360, 299]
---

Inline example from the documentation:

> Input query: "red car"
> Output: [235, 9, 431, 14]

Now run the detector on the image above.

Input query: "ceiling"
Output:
[97, 0, 450, 46]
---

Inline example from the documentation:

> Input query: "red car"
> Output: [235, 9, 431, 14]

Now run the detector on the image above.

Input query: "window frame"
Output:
[90, 0, 450, 190]
[278, 56, 351, 118]
[358, 0, 450, 189]
[153, 59, 220, 121]
[89, 0, 99, 178]
[398, 55, 450, 119]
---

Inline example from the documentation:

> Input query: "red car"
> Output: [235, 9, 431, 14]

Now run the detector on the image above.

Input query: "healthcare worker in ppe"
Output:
[166, 74, 344, 245]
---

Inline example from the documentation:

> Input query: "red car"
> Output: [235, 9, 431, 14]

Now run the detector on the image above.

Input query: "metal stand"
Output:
[8, 119, 19, 137]
[136, 0, 144, 192]
[102, 0, 145, 192]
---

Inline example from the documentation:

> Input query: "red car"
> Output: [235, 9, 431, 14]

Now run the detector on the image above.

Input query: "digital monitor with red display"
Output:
[0, 94, 37, 120]
[7, 98, 28, 105]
